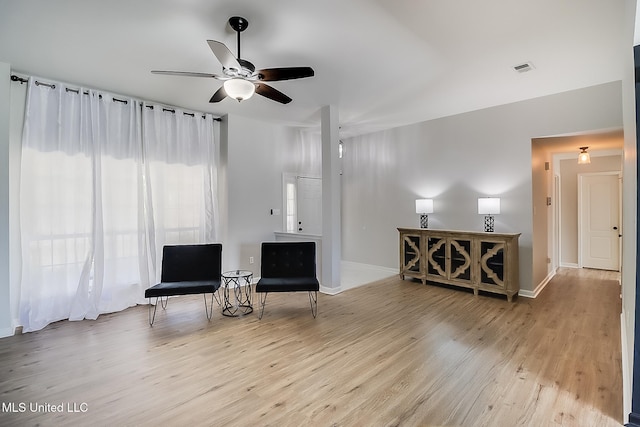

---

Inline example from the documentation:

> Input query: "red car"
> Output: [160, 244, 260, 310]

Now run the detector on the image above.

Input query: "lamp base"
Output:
[483, 215, 494, 232]
[420, 214, 429, 229]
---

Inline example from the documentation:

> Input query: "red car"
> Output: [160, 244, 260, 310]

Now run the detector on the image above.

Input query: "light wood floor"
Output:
[0, 268, 622, 426]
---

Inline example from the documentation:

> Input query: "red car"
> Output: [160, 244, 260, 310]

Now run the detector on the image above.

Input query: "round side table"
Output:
[221, 270, 253, 317]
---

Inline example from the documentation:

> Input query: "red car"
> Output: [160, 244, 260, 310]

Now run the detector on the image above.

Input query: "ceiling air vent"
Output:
[513, 62, 535, 73]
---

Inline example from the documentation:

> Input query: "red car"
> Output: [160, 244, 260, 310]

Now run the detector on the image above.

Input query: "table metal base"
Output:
[221, 270, 253, 317]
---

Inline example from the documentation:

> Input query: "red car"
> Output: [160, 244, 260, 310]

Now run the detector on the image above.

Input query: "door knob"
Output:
[613, 226, 618, 230]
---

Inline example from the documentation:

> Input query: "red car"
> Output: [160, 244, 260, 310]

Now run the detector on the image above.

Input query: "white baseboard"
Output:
[559, 262, 579, 269]
[320, 285, 343, 295]
[519, 268, 556, 299]
[341, 260, 396, 273]
[319, 261, 396, 295]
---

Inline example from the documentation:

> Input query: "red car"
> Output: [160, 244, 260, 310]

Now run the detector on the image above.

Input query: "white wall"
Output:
[530, 141, 552, 289]
[341, 81, 623, 293]
[0, 62, 11, 337]
[222, 115, 321, 272]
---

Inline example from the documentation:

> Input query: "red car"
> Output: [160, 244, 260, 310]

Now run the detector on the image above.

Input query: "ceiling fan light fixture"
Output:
[223, 78, 255, 101]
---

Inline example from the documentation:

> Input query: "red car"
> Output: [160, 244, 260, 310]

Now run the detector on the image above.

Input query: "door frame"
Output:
[577, 171, 622, 270]
[553, 174, 561, 270]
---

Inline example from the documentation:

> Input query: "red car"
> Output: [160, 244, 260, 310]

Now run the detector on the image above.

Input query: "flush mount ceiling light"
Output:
[223, 78, 255, 101]
[578, 146, 591, 164]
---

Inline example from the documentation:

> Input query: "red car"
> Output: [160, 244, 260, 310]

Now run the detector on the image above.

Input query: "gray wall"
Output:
[221, 115, 321, 272]
[622, 0, 638, 417]
[341, 81, 623, 293]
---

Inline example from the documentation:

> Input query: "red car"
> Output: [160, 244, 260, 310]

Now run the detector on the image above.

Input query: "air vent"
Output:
[513, 62, 535, 73]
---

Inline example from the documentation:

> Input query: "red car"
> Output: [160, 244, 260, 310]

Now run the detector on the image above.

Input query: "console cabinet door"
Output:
[448, 238, 473, 285]
[426, 236, 447, 281]
[400, 232, 423, 279]
[426, 236, 473, 285]
[478, 239, 506, 291]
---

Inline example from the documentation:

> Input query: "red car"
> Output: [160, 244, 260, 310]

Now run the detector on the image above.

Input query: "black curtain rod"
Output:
[10, 74, 221, 121]
[10, 75, 27, 84]
[65, 87, 107, 101]
[144, 105, 220, 120]
[35, 80, 55, 89]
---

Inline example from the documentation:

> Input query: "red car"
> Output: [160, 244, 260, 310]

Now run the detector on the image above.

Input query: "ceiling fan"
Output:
[151, 16, 314, 104]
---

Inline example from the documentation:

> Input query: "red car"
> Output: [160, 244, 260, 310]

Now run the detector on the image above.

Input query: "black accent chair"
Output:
[255, 241, 320, 319]
[144, 244, 222, 326]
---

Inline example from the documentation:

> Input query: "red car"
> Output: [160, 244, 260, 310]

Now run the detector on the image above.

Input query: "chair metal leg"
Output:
[148, 296, 169, 326]
[213, 289, 222, 307]
[309, 291, 318, 318]
[203, 292, 215, 321]
[148, 297, 159, 326]
[258, 292, 268, 319]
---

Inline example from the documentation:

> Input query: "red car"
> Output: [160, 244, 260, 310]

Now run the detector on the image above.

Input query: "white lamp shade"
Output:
[223, 78, 255, 101]
[478, 197, 500, 215]
[415, 199, 434, 214]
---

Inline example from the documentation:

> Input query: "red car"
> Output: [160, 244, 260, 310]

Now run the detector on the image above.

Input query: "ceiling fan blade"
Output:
[255, 83, 292, 104]
[151, 70, 223, 79]
[209, 86, 227, 103]
[257, 67, 315, 81]
[207, 40, 242, 72]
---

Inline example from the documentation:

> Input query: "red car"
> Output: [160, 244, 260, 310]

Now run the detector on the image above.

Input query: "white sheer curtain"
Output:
[19, 78, 219, 332]
[142, 104, 219, 284]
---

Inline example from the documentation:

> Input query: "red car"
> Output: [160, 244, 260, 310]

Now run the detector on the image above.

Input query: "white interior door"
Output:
[579, 173, 620, 271]
[297, 177, 322, 235]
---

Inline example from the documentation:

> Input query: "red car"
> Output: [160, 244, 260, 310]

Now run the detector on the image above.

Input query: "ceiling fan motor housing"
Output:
[223, 59, 255, 78]
[228, 16, 249, 33]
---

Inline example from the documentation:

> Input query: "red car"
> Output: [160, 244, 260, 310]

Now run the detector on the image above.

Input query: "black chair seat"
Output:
[145, 280, 221, 298]
[255, 277, 319, 293]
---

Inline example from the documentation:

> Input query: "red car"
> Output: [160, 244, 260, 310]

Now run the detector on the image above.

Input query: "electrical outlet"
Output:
[249, 256, 254, 264]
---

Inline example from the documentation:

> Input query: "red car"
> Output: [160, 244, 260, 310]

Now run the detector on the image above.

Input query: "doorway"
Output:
[532, 135, 623, 287]
[578, 172, 621, 271]
[282, 173, 322, 235]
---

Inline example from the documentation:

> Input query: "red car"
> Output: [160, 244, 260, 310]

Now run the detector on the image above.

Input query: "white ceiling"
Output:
[0, 0, 628, 137]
